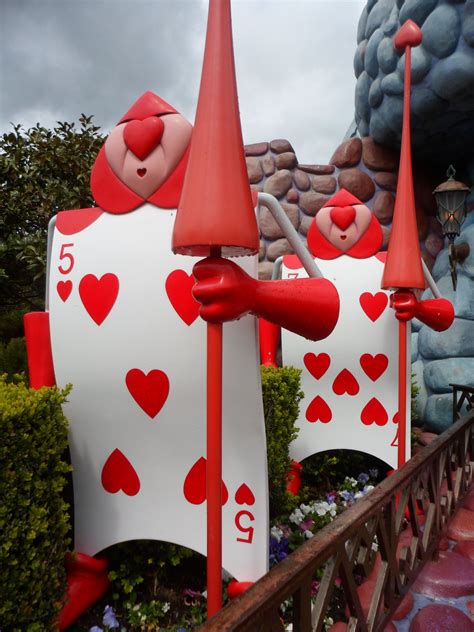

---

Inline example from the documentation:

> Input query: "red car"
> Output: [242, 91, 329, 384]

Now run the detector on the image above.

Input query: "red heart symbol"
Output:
[57, 280, 73, 302]
[393, 412, 399, 424]
[235, 483, 255, 506]
[165, 269, 200, 326]
[359, 292, 388, 322]
[360, 398, 388, 426]
[360, 353, 388, 381]
[330, 205, 356, 230]
[79, 273, 119, 325]
[123, 117, 165, 160]
[306, 395, 332, 423]
[394, 19, 422, 51]
[332, 369, 359, 396]
[125, 368, 169, 419]
[304, 352, 330, 380]
[56, 208, 103, 235]
[101, 448, 140, 496]
[183, 457, 228, 505]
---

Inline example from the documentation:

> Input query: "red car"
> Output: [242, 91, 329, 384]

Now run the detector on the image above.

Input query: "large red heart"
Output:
[165, 269, 200, 326]
[359, 292, 388, 322]
[330, 205, 356, 230]
[332, 369, 359, 396]
[101, 448, 140, 496]
[57, 280, 73, 302]
[79, 273, 119, 325]
[125, 368, 169, 419]
[304, 352, 330, 380]
[360, 398, 388, 426]
[123, 117, 165, 160]
[360, 353, 388, 381]
[183, 457, 228, 505]
[235, 483, 255, 506]
[306, 395, 332, 423]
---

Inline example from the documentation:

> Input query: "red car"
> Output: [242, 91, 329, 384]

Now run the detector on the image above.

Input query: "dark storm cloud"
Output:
[0, 0, 365, 163]
[0, 0, 207, 131]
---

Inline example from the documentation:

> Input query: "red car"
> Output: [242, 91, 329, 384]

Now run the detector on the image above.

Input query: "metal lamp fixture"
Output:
[433, 165, 470, 290]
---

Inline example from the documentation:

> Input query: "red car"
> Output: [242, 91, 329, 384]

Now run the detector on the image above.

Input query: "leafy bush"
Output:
[0, 336, 28, 380]
[0, 377, 71, 630]
[261, 365, 303, 518]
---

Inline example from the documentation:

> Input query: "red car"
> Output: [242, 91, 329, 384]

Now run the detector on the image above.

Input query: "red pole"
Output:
[396, 43, 411, 470]
[206, 320, 223, 616]
[398, 320, 407, 467]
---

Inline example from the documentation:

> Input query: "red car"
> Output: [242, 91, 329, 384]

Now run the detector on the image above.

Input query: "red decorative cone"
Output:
[381, 20, 425, 291]
[172, 0, 259, 258]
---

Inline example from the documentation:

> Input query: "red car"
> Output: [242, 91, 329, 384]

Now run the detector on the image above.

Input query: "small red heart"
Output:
[235, 483, 255, 506]
[283, 254, 303, 270]
[304, 352, 330, 380]
[360, 353, 388, 381]
[101, 448, 140, 496]
[330, 205, 356, 230]
[137, 168, 147, 177]
[393, 412, 399, 424]
[360, 398, 388, 426]
[57, 280, 73, 302]
[125, 368, 169, 419]
[79, 273, 119, 325]
[332, 369, 359, 396]
[183, 457, 228, 505]
[306, 395, 332, 423]
[123, 117, 165, 160]
[165, 269, 200, 326]
[56, 208, 103, 235]
[359, 292, 388, 322]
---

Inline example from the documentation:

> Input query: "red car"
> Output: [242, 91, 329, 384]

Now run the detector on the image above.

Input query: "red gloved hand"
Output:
[390, 290, 417, 322]
[192, 257, 257, 323]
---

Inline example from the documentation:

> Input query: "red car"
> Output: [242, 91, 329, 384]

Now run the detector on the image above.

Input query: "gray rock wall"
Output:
[412, 212, 474, 432]
[355, 0, 474, 164]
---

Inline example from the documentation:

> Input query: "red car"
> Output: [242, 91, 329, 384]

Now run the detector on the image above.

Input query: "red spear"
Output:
[172, 0, 259, 617]
[381, 20, 425, 468]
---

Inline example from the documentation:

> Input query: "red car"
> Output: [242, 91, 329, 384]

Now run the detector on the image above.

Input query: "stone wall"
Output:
[354, 0, 474, 164]
[246, 136, 442, 280]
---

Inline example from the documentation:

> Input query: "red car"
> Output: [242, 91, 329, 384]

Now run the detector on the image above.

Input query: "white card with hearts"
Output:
[281, 254, 411, 469]
[48, 203, 268, 582]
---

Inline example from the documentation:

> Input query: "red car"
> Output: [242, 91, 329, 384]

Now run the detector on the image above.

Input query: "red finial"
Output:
[172, 0, 259, 257]
[381, 21, 425, 290]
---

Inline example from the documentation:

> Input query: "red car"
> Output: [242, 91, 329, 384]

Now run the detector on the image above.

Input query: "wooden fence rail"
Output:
[200, 410, 474, 631]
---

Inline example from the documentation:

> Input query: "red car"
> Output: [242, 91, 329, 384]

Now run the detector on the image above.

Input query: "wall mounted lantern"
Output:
[433, 165, 470, 290]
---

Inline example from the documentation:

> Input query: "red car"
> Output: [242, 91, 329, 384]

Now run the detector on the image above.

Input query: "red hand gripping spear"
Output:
[381, 20, 425, 469]
[172, 0, 259, 617]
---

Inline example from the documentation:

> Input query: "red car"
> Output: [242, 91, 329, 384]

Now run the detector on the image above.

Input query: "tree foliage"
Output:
[0, 116, 104, 339]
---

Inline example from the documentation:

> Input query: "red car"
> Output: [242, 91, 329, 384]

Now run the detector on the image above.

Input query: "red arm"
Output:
[390, 291, 454, 332]
[23, 312, 56, 388]
[192, 258, 340, 342]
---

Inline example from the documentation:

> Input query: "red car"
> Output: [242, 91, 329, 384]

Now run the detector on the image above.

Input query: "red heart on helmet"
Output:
[123, 116, 165, 160]
[330, 205, 356, 230]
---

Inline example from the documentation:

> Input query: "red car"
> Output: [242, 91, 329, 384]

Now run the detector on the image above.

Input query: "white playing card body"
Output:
[48, 204, 269, 582]
[282, 256, 411, 469]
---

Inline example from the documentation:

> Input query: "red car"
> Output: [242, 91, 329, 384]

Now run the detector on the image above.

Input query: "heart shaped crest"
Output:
[394, 20, 422, 51]
[123, 116, 165, 160]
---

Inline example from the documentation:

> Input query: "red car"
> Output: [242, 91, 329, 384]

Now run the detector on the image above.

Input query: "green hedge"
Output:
[0, 337, 28, 381]
[261, 365, 302, 518]
[0, 376, 71, 630]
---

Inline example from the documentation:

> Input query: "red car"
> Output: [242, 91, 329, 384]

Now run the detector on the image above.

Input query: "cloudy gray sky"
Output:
[0, 0, 365, 163]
